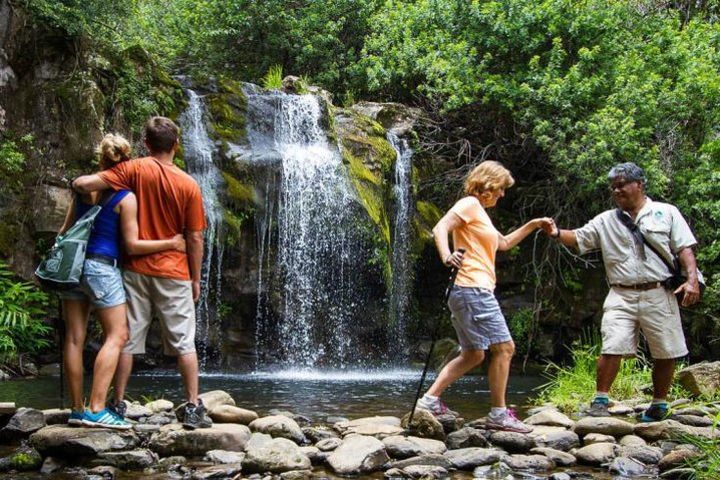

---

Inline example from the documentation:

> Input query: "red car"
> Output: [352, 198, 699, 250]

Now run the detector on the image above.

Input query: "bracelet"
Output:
[552, 229, 561, 239]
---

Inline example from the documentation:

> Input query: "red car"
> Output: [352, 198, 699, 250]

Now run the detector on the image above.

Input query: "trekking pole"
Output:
[57, 299, 65, 408]
[407, 248, 465, 430]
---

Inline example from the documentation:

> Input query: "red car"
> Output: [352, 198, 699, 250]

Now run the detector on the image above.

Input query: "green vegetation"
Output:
[262, 65, 284, 90]
[682, 418, 720, 480]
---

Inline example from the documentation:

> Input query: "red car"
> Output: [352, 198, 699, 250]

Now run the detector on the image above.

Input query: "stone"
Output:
[327, 435, 390, 475]
[501, 453, 554, 471]
[529, 447, 576, 466]
[677, 362, 720, 397]
[658, 448, 701, 472]
[205, 450, 246, 464]
[672, 414, 714, 427]
[316, 437, 342, 451]
[95, 449, 158, 469]
[303, 427, 338, 443]
[609, 456, 647, 476]
[0, 407, 46, 439]
[549, 473, 572, 480]
[660, 467, 696, 479]
[209, 404, 258, 425]
[388, 454, 452, 470]
[472, 462, 513, 478]
[400, 410, 444, 440]
[158, 456, 187, 469]
[334, 416, 404, 438]
[143, 413, 174, 426]
[38, 363, 60, 376]
[524, 409, 575, 428]
[42, 408, 71, 425]
[124, 402, 152, 420]
[402, 464, 449, 478]
[634, 419, 720, 442]
[87, 465, 119, 479]
[299, 446, 327, 465]
[489, 431, 535, 453]
[40, 456, 65, 474]
[446, 427, 489, 449]
[243, 434, 311, 473]
[443, 447, 503, 470]
[145, 399, 174, 413]
[0, 444, 43, 471]
[574, 442, 618, 465]
[198, 390, 236, 410]
[435, 413, 461, 434]
[382, 435, 447, 459]
[0, 402, 16, 414]
[619, 434, 647, 446]
[0, 370, 10, 381]
[280, 470, 312, 480]
[385, 467, 407, 478]
[529, 429, 580, 451]
[30, 425, 138, 456]
[148, 423, 251, 456]
[191, 463, 243, 479]
[249, 415, 305, 444]
[608, 404, 635, 415]
[618, 444, 664, 464]
[674, 407, 710, 416]
[583, 432, 616, 445]
[573, 417, 634, 437]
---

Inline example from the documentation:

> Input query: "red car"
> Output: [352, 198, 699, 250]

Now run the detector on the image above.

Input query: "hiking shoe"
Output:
[107, 399, 127, 420]
[67, 410, 84, 427]
[81, 408, 132, 430]
[586, 399, 611, 417]
[182, 399, 212, 430]
[416, 396, 458, 416]
[639, 403, 669, 423]
[485, 409, 533, 433]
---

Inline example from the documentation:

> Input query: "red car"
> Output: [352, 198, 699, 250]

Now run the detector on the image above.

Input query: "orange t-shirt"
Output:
[450, 196, 499, 290]
[98, 157, 206, 280]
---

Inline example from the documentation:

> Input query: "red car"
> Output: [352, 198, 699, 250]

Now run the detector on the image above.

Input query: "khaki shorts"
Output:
[601, 286, 688, 359]
[122, 271, 196, 356]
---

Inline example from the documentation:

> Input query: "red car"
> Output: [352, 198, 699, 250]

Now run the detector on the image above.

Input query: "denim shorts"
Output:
[57, 259, 126, 309]
[447, 285, 512, 350]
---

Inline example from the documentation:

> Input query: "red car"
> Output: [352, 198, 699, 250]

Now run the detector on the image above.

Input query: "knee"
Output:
[492, 342, 515, 360]
[107, 328, 129, 347]
[462, 350, 485, 366]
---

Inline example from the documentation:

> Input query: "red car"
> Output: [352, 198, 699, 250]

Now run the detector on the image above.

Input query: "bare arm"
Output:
[58, 196, 77, 235]
[547, 220, 580, 249]
[186, 230, 204, 302]
[676, 246, 700, 307]
[118, 194, 185, 255]
[432, 211, 465, 268]
[497, 217, 553, 251]
[72, 174, 110, 194]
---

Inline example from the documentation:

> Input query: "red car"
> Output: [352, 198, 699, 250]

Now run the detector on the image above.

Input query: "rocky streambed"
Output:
[1, 390, 718, 479]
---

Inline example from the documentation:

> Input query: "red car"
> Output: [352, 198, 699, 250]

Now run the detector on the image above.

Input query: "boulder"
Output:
[40, 456, 65, 474]
[95, 449, 158, 469]
[303, 427, 338, 443]
[205, 450, 246, 464]
[191, 463, 243, 479]
[583, 432, 616, 445]
[676, 362, 720, 397]
[634, 419, 720, 442]
[619, 434, 647, 446]
[501, 453, 554, 471]
[400, 410, 444, 440]
[489, 431, 535, 453]
[0, 444, 43, 472]
[249, 415, 305, 444]
[316, 437, 342, 451]
[573, 417, 634, 437]
[327, 435, 390, 475]
[148, 423, 251, 456]
[145, 399, 174, 414]
[435, 413, 461, 434]
[382, 435, 446, 459]
[387, 454, 452, 470]
[609, 456, 647, 476]
[529, 447, 576, 466]
[210, 405, 259, 425]
[42, 408, 70, 425]
[529, 429, 580, 451]
[524, 410, 574, 428]
[658, 448, 701, 472]
[0, 407, 46, 439]
[198, 390, 236, 411]
[30, 425, 138, 456]
[402, 464, 449, 478]
[443, 447, 503, 470]
[124, 402, 152, 420]
[575, 442, 618, 465]
[335, 416, 404, 438]
[299, 445, 327, 465]
[618, 445, 664, 464]
[243, 434, 311, 473]
[672, 414, 714, 427]
[446, 427, 489, 449]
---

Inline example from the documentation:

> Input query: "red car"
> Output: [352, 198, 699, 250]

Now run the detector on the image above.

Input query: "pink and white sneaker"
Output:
[485, 408, 533, 433]
[416, 396, 459, 416]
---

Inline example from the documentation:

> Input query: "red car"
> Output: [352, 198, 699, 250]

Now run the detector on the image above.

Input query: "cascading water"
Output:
[387, 132, 413, 357]
[179, 90, 225, 370]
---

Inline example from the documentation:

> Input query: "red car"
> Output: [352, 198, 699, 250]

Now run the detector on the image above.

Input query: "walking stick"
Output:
[57, 300, 65, 408]
[407, 248, 465, 430]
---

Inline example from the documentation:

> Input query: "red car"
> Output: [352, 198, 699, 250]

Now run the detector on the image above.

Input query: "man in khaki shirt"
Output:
[549, 162, 701, 421]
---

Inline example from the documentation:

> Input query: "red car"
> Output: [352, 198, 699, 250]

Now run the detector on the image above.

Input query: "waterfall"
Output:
[387, 132, 413, 358]
[179, 90, 225, 370]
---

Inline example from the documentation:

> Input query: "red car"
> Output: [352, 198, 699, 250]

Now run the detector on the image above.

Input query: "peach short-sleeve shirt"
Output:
[450, 196, 499, 290]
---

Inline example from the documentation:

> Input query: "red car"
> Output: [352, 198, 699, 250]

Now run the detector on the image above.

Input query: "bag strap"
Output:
[615, 208, 679, 276]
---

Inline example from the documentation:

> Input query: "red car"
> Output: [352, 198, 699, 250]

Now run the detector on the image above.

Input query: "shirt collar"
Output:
[633, 197, 654, 221]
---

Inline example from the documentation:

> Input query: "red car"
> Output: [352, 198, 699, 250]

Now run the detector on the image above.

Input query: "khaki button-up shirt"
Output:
[574, 198, 697, 285]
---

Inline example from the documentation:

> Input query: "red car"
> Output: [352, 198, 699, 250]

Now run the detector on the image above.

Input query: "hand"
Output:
[192, 280, 201, 302]
[172, 234, 186, 253]
[444, 250, 464, 269]
[533, 217, 555, 232]
[675, 279, 701, 307]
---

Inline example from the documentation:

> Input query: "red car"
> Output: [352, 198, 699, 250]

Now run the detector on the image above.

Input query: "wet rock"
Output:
[142, 413, 174, 426]
[574, 442, 617, 465]
[446, 427, 489, 449]
[133, 423, 161, 442]
[583, 432, 616, 445]
[316, 437, 342, 451]
[243, 434, 310, 473]
[382, 435, 447, 459]
[435, 413, 461, 434]
[674, 407, 710, 416]
[443, 447, 503, 470]
[672, 414, 714, 427]
[124, 402, 152, 420]
[335, 416, 404, 438]
[619, 434, 646, 446]
[210, 405, 259, 425]
[618, 444, 664, 464]
[191, 463, 243, 479]
[42, 408, 71, 425]
[30, 425, 138, 456]
[249, 415, 305, 444]
[95, 449, 158, 469]
[660, 467, 696, 479]
[609, 456, 647, 476]
[387, 454, 452, 470]
[327, 434, 390, 475]
[634, 419, 720, 442]
[0, 444, 43, 471]
[299, 445, 327, 465]
[529, 429, 580, 451]
[524, 409, 574, 428]
[86, 465, 118, 479]
[529, 447, 576, 466]
[400, 410, 444, 440]
[573, 417, 634, 437]
[158, 456, 187, 469]
[501, 453, 554, 471]
[489, 431, 535, 453]
[385, 467, 407, 478]
[205, 449, 246, 464]
[0, 407, 46, 439]
[302, 426, 338, 443]
[677, 362, 720, 397]
[658, 448, 701, 472]
[280, 470, 312, 480]
[148, 423, 250, 456]
[145, 399, 174, 413]
[403, 464, 449, 478]
[198, 390, 236, 410]
[40, 456, 65, 474]
[608, 404, 635, 415]
[549, 473, 572, 480]
[472, 462, 513, 478]
[326, 415, 348, 424]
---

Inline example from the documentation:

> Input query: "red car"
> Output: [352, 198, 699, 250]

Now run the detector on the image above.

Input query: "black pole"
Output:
[57, 299, 65, 408]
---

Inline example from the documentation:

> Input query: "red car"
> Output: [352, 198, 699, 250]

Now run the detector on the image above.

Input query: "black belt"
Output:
[86, 253, 119, 267]
[611, 281, 662, 291]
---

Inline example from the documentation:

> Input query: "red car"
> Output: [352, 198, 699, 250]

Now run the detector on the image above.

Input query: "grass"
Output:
[262, 65, 283, 90]
[680, 413, 720, 479]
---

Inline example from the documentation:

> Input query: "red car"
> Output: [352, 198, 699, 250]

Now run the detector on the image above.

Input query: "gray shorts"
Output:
[448, 285, 512, 351]
[57, 259, 126, 309]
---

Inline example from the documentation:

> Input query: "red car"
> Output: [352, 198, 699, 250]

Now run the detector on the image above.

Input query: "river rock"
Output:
[472, 462, 513, 478]
[677, 362, 720, 397]
[243, 435, 311, 473]
[435, 413, 461, 434]
[124, 402, 152, 420]
[0, 444, 42, 471]
[524, 410, 574, 428]
[198, 390, 236, 410]
[634, 419, 720, 441]
[148, 423, 251, 456]
[609, 456, 647, 476]
[191, 463, 243, 479]
[575, 442, 618, 465]
[443, 447, 503, 470]
[249, 415, 305, 443]
[583, 432, 616, 444]
[303, 427, 338, 443]
[618, 444, 663, 464]
[608, 404, 635, 415]
[145, 399, 174, 413]
[529, 447, 576, 466]
[446, 427, 489, 449]
[299, 446, 327, 465]
[574, 417, 634, 437]
[660, 467, 696, 479]
[658, 448, 701, 471]
[40, 456, 65, 474]
[280, 470, 313, 480]
[672, 414, 714, 427]
[620, 434, 646, 446]
[549, 473, 572, 480]
[335, 416, 404, 438]
[402, 464, 449, 478]
[205, 450, 246, 464]
[30, 425, 138, 456]
[0, 407, 46, 439]
[400, 410, 444, 440]
[95, 449, 158, 469]
[210, 405, 259, 425]
[87, 465, 119, 479]
[530, 429, 580, 451]
[327, 434, 390, 475]
[382, 435, 447, 458]
[387, 454, 452, 470]
[489, 431, 535, 453]
[674, 407, 711, 416]
[501, 453, 554, 471]
[316, 437, 342, 451]
[142, 412, 175, 426]
[42, 408, 71, 425]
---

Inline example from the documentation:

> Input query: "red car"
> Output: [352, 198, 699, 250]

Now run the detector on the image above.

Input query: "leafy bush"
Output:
[262, 65, 284, 90]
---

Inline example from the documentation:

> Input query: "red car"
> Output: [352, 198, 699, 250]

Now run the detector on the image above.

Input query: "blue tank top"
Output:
[75, 190, 131, 260]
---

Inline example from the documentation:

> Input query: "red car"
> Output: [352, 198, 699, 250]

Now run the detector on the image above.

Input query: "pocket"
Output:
[643, 222, 672, 255]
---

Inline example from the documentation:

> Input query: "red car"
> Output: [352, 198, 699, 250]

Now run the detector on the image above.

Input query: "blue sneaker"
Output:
[640, 403, 669, 423]
[67, 410, 84, 427]
[81, 408, 132, 430]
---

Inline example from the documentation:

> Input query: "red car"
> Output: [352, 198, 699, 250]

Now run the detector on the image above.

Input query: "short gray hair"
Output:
[608, 162, 645, 184]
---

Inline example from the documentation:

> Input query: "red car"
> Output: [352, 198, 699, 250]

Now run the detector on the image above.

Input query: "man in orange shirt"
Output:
[73, 117, 211, 429]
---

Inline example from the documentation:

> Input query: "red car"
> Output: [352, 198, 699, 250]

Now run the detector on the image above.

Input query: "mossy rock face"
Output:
[219, 168, 256, 247]
[0, 445, 43, 472]
[205, 77, 248, 145]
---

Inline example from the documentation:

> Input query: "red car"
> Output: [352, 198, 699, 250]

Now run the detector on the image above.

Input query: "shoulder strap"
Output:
[615, 208, 678, 275]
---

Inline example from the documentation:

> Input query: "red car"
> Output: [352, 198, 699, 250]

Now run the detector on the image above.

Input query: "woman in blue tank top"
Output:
[57, 134, 185, 429]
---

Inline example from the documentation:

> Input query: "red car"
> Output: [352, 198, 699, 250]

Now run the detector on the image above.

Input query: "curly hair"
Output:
[464, 160, 515, 197]
[96, 133, 131, 170]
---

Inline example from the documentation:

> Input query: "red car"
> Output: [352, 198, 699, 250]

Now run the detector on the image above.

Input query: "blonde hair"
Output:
[96, 133, 131, 170]
[464, 160, 515, 198]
